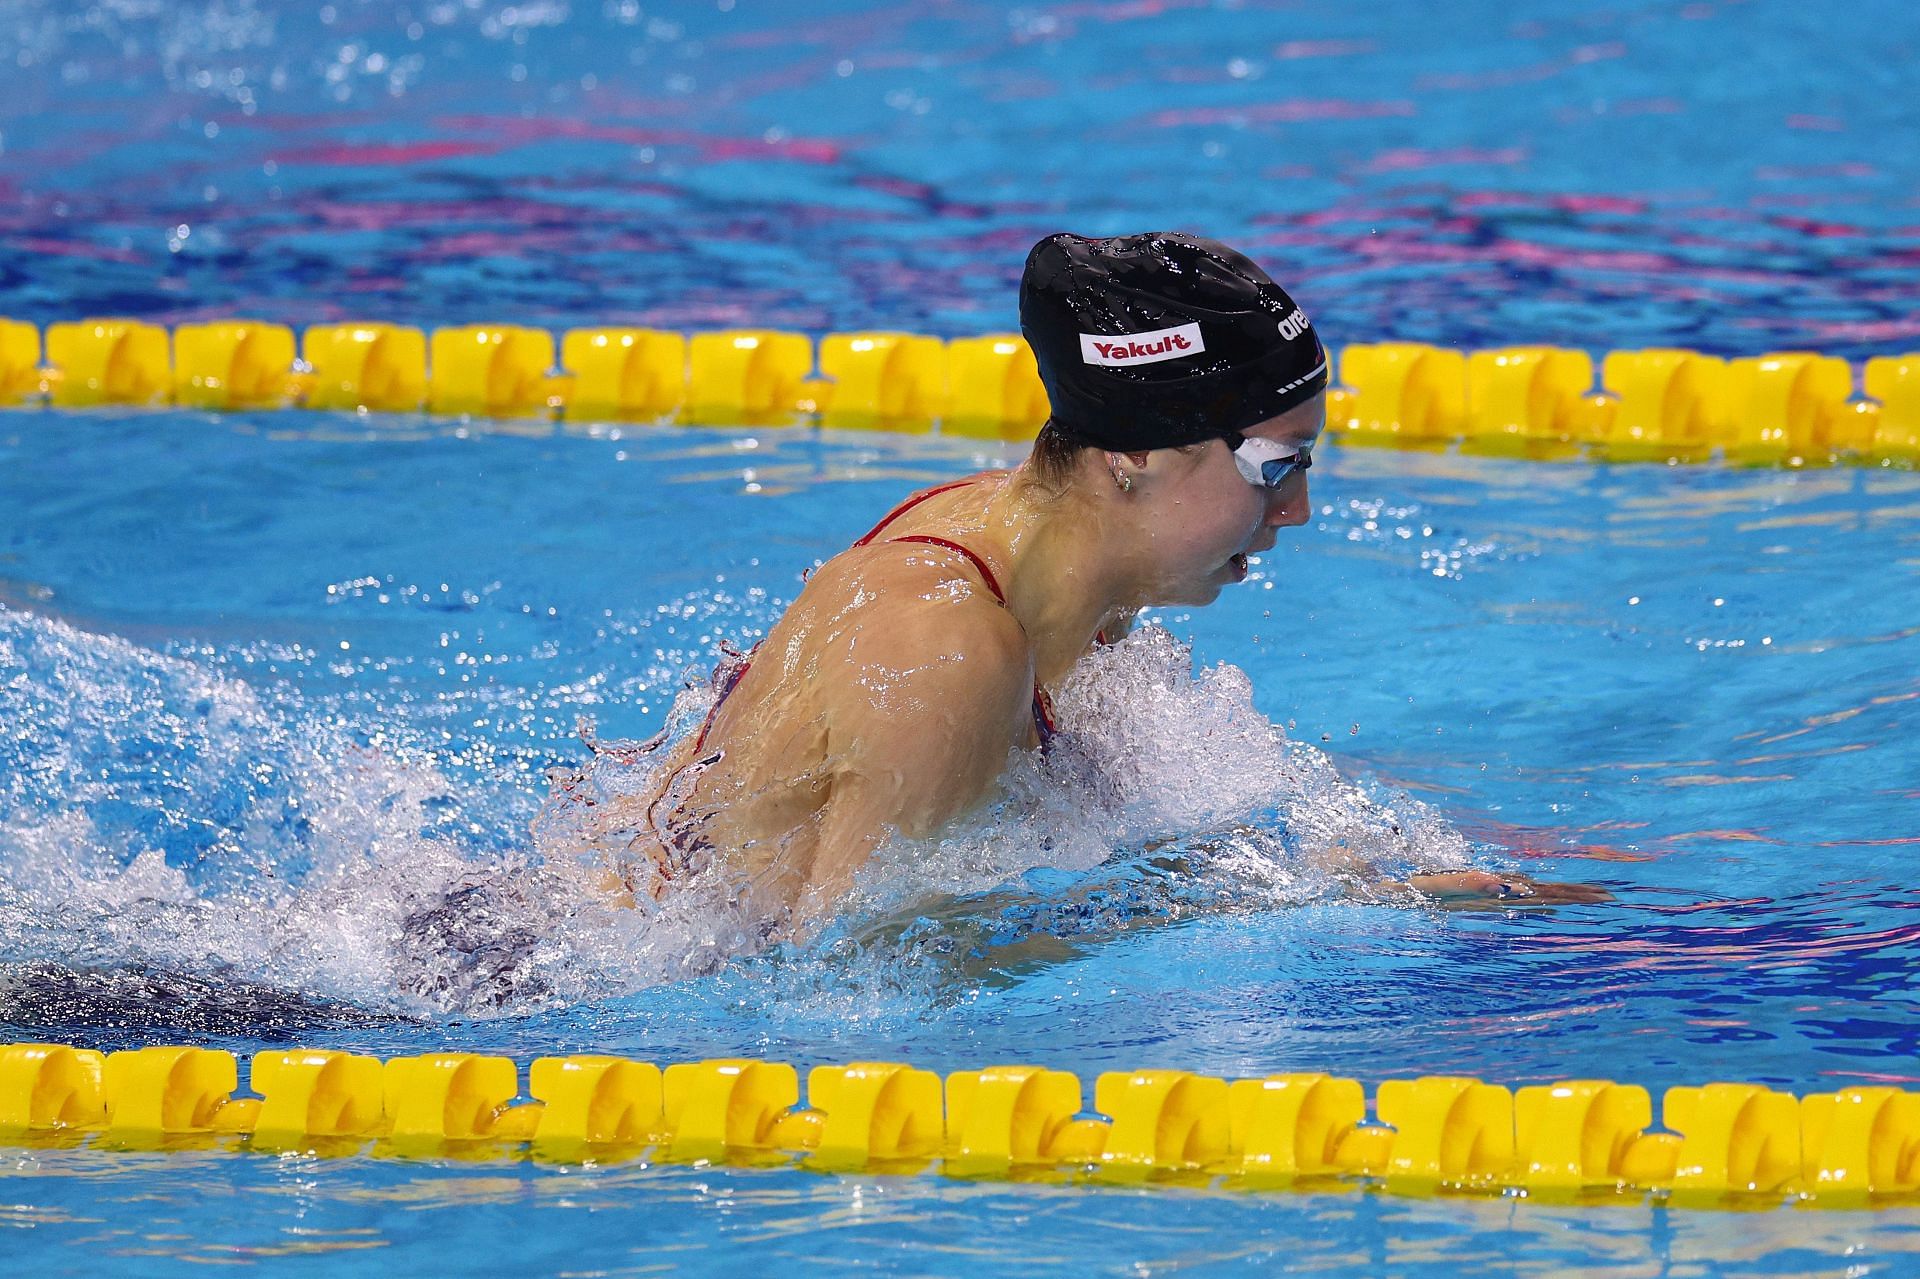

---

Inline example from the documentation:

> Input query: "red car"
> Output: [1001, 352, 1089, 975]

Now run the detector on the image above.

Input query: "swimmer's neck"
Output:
[985, 465, 1146, 685]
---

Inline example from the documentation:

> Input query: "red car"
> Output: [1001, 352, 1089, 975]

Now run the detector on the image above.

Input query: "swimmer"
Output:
[592, 231, 1601, 924]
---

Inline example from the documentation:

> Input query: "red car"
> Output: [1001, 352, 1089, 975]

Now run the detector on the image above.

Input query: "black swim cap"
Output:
[1018, 231, 1328, 452]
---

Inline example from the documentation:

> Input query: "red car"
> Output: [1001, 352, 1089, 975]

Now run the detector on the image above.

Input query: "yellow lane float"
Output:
[301, 322, 428, 413]
[172, 320, 299, 410]
[44, 317, 170, 407]
[1, 314, 1914, 465]
[5, 1042, 1919, 1209]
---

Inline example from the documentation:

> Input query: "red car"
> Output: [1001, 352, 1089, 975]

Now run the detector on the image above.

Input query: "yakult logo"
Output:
[1079, 322, 1205, 367]
[1276, 308, 1310, 342]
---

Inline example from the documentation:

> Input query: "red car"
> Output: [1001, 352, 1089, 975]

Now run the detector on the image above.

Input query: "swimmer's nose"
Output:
[1266, 475, 1311, 527]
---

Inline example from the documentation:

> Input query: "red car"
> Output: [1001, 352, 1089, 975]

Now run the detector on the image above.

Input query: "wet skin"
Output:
[608, 392, 1601, 922]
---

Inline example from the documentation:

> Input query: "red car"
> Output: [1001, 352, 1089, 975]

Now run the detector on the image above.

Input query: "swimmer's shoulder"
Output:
[797, 545, 1031, 716]
[806, 542, 1026, 650]
[855, 468, 1012, 541]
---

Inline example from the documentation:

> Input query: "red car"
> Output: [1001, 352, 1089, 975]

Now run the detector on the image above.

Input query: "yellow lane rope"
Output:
[3, 1043, 1916, 1206]
[1, 317, 1916, 464]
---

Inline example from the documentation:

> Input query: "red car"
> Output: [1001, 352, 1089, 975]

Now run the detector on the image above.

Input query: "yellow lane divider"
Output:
[1, 316, 1917, 464]
[3, 1044, 1918, 1206]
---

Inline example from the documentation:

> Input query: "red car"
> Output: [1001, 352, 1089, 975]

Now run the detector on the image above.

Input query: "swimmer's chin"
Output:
[1198, 554, 1254, 599]
[1139, 573, 1236, 608]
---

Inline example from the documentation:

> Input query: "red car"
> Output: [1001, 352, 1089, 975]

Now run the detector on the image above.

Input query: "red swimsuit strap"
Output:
[884, 532, 1056, 746]
[694, 477, 1054, 780]
[859, 476, 1009, 604]
[885, 534, 1007, 605]
[852, 478, 982, 547]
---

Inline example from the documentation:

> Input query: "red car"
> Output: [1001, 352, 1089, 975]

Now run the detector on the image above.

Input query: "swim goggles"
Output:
[1224, 433, 1313, 489]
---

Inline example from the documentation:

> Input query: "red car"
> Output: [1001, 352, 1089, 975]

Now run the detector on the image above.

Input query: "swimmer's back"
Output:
[631, 471, 1036, 912]
[704, 468, 1026, 750]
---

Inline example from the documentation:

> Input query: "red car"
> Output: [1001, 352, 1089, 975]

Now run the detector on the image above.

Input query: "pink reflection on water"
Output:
[1417, 41, 1626, 92]
[1448, 191, 1650, 215]
[0, 236, 145, 264]
[1571, 41, 1628, 63]
[275, 139, 505, 166]
[1144, 98, 1417, 127]
[1067, 183, 1920, 319]
[1756, 163, 1878, 181]
[1767, 215, 1866, 238]
[1049, 0, 1211, 22]
[1360, 146, 1529, 174]
[1607, 97, 1685, 116]
[1495, 238, 1677, 273]
[849, 174, 995, 219]
[408, 228, 665, 260]
[1526, 919, 1920, 974]
[713, 6, 917, 49]
[856, 175, 938, 200]
[1793, 318, 1920, 342]
[225, 109, 402, 134]
[400, 116, 848, 165]
[297, 197, 588, 232]
[1255, 202, 1433, 228]
[919, 225, 1067, 256]
[519, 175, 684, 200]
[981, 73, 1066, 103]
[1273, 39, 1377, 59]
[1461, 815, 1669, 864]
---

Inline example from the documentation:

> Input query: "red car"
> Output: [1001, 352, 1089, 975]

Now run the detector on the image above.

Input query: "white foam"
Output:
[841, 624, 1476, 921]
[2, 605, 1484, 1021]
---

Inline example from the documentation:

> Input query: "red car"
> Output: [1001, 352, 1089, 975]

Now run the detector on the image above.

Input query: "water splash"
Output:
[0, 603, 593, 1022]
[1, 605, 1483, 1028]
[536, 623, 1484, 999]
[841, 624, 1475, 921]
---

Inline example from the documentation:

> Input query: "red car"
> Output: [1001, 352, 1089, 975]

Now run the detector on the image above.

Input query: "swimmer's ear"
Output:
[1105, 451, 1151, 491]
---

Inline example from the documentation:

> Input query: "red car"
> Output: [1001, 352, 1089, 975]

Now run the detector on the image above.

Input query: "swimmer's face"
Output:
[1130, 392, 1323, 606]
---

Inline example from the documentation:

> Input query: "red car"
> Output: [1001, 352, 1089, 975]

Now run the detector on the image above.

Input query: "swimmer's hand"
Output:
[1403, 869, 1612, 909]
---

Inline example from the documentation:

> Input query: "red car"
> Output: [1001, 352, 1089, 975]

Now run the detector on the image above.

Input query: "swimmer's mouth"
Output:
[1229, 552, 1249, 579]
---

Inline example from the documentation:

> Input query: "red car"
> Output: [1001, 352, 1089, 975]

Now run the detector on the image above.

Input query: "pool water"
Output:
[3, 0, 1916, 357]
[5, 0, 1920, 1273]
[5, 415, 1920, 1271]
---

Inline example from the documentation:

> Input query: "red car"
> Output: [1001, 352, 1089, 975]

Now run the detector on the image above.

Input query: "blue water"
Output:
[5, 0, 1920, 1274]
[2, 0, 1917, 356]
[6, 415, 1920, 1272]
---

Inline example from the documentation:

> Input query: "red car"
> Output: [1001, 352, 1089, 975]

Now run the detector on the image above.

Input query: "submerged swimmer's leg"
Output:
[396, 870, 562, 1012]
[0, 960, 410, 1035]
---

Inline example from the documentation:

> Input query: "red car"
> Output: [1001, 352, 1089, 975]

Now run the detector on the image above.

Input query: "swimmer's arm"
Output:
[1299, 838, 1610, 906]
[1263, 831, 1612, 907]
[796, 606, 1032, 915]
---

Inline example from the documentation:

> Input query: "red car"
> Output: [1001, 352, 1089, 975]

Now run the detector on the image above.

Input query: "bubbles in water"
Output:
[536, 620, 1485, 1004]
[842, 624, 1475, 922]
[1, 604, 1485, 1028]
[0, 604, 601, 1021]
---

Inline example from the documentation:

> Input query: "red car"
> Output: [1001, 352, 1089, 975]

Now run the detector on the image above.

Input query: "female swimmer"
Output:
[592, 232, 1602, 924]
